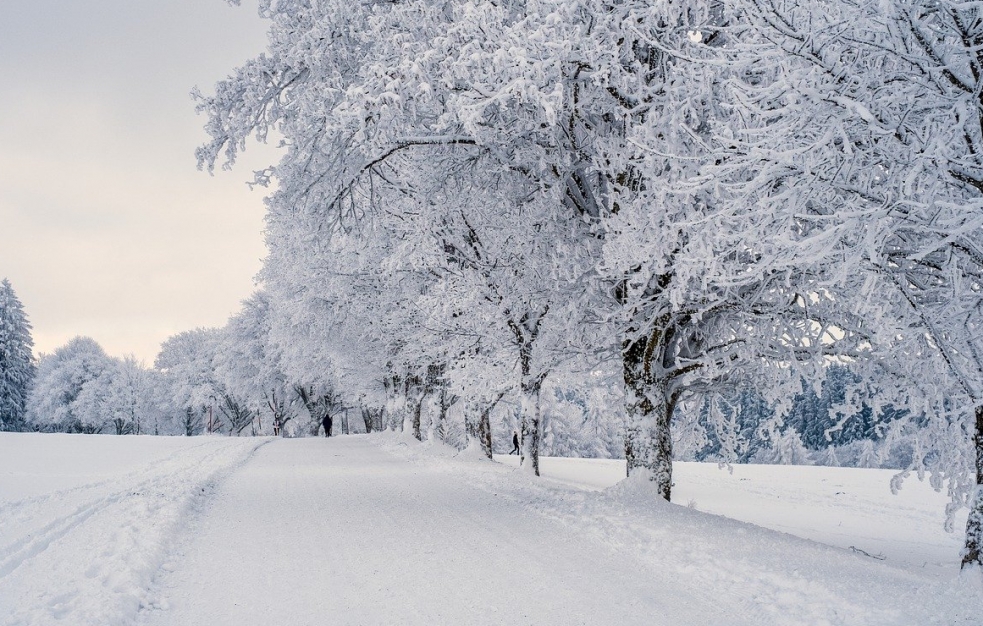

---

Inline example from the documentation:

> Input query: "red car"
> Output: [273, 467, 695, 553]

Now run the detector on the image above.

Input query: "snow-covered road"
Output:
[137, 435, 983, 626]
[140, 436, 731, 626]
[5, 432, 982, 625]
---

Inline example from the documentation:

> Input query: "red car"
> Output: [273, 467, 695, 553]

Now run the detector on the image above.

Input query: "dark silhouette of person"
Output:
[510, 432, 520, 455]
[322, 413, 333, 437]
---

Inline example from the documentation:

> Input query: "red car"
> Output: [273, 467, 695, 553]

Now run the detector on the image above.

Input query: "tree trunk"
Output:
[183, 407, 198, 436]
[507, 307, 549, 476]
[623, 332, 652, 477]
[409, 383, 425, 441]
[465, 401, 493, 459]
[962, 405, 983, 569]
[389, 385, 405, 431]
[411, 398, 423, 441]
[434, 385, 449, 441]
[382, 375, 401, 431]
[622, 328, 674, 501]
[519, 375, 543, 476]
[478, 402, 494, 458]
[465, 394, 503, 460]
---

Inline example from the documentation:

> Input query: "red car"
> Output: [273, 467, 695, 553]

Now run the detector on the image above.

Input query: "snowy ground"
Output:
[2, 432, 981, 625]
[0, 433, 267, 625]
[496, 455, 968, 572]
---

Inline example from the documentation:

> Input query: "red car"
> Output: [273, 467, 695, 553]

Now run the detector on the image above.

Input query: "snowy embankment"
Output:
[496, 455, 968, 572]
[0, 433, 267, 626]
[385, 435, 983, 625]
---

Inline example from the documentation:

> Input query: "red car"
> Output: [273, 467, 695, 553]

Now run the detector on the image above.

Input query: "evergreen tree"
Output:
[0, 279, 35, 431]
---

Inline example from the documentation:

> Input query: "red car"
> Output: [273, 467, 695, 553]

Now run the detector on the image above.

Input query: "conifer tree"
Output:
[0, 279, 35, 431]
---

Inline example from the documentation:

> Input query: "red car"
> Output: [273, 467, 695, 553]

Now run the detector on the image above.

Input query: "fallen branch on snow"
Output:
[849, 546, 886, 560]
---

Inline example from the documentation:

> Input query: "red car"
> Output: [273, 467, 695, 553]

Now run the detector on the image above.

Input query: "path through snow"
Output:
[140, 436, 731, 626]
[139, 435, 983, 626]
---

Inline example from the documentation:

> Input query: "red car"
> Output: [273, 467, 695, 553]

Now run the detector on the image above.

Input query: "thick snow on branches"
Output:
[183, 0, 983, 567]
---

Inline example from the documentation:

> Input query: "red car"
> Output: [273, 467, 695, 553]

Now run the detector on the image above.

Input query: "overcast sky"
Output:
[0, 0, 281, 364]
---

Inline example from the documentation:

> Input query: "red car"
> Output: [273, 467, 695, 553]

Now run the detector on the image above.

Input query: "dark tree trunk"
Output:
[623, 331, 652, 477]
[508, 307, 549, 476]
[962, 405, 983, 569]
[465, 393, 504, 460]
[478, 402, 494, 459]
[519, 375, 543, 476]
[183, 407, 201, 437]
[622, 322, 675, 501]
[409, 383, 424, 441]
[411, 400, 423, 441]
[464, 408, 494, 459]
[435, 385, 449, 441]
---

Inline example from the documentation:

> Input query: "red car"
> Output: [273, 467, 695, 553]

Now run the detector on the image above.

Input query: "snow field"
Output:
[0, 433, 269, 626]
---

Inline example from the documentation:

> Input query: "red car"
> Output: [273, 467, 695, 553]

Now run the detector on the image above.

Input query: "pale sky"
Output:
[0, 0, 281, 365]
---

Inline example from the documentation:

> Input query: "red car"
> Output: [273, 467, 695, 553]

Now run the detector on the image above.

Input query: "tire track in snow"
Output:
[0, 438, 219, 517]
[0, 439, 225, 570]
[0, 437, 269, 626]
[0, 439, 239, 575]
[0, 493, 122, 580]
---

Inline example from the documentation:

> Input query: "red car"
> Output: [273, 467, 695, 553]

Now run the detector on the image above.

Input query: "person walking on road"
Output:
[322, 413, 333, 437]
[510, 431, 520, 455]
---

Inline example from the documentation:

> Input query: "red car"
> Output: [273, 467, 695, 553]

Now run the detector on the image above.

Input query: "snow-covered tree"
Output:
[26, 337, 112, 433]
[718, 0, 983, 569]
[759, 429, 813, 467]
[0, 279, 35, 431]
[190, 0, 650, 477]
[73, 356, 160, 435]
[155, 329, 223, 435]
[215, 291, 297, 436]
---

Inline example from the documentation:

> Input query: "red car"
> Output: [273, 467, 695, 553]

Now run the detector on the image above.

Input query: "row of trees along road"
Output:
[187, 0, 983, 568]
[22, 322, 347, 440]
